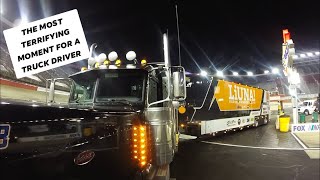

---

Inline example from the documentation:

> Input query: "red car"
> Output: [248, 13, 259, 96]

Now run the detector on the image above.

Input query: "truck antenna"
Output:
[175, 4, 182, 66]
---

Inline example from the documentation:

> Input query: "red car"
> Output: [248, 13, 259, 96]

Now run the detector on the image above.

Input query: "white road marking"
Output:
[201, 141, 320, 150]
[291, 132, 308, 149]
[179, 134, 197, 140]
[304, 150, 320, 159]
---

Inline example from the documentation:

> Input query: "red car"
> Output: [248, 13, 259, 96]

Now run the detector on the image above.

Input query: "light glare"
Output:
[13, 18, 28, 26]
[217, 71, 223, 77]
[272, 68, 279, 74]
[200, 70, 208, 76]
[292, 55, 299, 59]
[307, 52, 313, 57]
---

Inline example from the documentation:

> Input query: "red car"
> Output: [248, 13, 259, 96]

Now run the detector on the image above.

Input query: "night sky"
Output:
[1, 0, 319, 74]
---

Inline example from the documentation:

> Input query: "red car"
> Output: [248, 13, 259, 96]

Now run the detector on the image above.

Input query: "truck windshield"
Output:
[303, 102, 310, 106]
[96, 72, 145, 103]
[70, 78, 96, 103]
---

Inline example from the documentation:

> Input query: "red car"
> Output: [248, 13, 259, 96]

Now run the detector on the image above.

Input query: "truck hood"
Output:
[0, 100, 143, 179]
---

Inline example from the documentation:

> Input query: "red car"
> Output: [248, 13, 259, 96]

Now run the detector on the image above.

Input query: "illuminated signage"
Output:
[212, 80, 263, 111]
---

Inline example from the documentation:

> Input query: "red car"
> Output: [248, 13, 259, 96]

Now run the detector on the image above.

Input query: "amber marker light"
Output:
[132, 124, 149, 168]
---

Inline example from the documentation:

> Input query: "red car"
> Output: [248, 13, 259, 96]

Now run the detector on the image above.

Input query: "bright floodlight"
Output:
[272, 68, 279, 74]
[96, 53, 107, 64]
[126, 51, 136, 61]
[292, 55, 299, 59]
[290, 71, 301, 85]
[300, 54, 306, 58]
[233, 72, 239, 76]
[247, 72, 253, 76]
[307, 52, 313, 57]
[108, 51, 118, 61]
[200, 70, 208, 77]
[289, 89, 295, 96]
[217, 71, 224, 77]
[264, 70, 270, 74]
[315, 52, 320, 55]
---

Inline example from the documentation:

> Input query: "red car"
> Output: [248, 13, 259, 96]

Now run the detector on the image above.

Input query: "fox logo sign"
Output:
[293, 125, 305, 132]
[292, 123, 320, 132]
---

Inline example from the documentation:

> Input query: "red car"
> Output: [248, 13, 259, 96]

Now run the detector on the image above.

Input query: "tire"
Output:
[304, 110, 309, 116]
[264, 118, 268, 125]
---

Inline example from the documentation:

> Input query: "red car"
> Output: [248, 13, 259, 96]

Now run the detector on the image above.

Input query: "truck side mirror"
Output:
[48, 79, 55, 103]
[46, 78, 72, 105]
[172, 67, 186, 101]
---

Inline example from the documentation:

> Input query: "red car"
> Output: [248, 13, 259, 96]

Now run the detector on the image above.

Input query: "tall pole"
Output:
[282, 29, 298, 124]
[175, 4, 182, 66]
[163, 32, 170, 67]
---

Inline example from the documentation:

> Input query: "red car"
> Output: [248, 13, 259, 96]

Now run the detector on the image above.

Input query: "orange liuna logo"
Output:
[213, 80, 263, 111]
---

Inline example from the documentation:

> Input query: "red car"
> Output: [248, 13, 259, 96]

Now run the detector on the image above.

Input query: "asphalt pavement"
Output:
[171, 116, 320, 180]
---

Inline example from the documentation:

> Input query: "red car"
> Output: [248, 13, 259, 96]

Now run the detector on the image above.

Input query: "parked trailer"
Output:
[179, 74, 271, 137]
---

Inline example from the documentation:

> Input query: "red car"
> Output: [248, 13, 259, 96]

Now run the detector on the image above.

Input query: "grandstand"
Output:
[1, 16, 319, 98]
